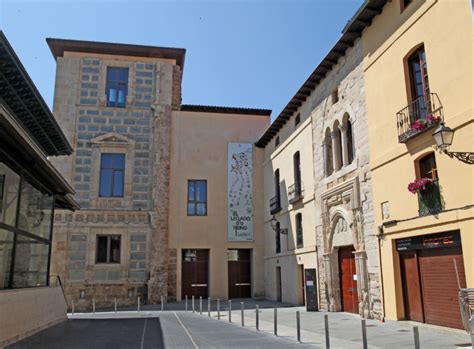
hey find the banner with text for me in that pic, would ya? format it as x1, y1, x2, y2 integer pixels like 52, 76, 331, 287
228, 143, 253, 241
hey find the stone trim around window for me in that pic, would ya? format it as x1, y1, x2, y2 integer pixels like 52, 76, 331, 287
90, 132, 135, 209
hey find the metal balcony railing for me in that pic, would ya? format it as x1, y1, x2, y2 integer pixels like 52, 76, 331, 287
417, 179, 442, 216
396, 93, 443, 143
288, 182, 304, 204
270, 195, 281, 214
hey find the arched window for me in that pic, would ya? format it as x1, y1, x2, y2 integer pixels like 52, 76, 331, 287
324, 128, 333, 176
347, 120, 354, 164
334, 121, 343, 170
295, 213, 303, 248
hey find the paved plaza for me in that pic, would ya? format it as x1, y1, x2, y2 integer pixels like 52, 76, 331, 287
8, 300, 472, 348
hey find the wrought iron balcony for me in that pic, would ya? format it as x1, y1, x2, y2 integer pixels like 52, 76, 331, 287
288, 182, 304, 204
270, 195, 281, 214
418, 179, 442, 216
396, 93, 443, 143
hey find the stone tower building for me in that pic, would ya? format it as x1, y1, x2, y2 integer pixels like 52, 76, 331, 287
48, 38, 185, 308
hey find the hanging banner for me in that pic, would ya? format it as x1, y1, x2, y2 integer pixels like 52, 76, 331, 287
228, 143, 253, 241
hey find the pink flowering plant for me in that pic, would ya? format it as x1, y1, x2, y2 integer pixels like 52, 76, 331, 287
411, 114, 441, 132
407, 177, 433, 194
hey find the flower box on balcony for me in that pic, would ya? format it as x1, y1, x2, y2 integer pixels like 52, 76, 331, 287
396, 93, 443, 143
407, 178, 442, 216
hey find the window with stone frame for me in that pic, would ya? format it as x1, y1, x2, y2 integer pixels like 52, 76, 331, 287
187, 180, 207, 216
96, 235, 121, 264
296, 213, 303, 248
106, 67, 128, 108
99, 153, 125, 197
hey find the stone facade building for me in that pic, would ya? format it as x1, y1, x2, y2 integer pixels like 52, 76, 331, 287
256, 37, 382, 318
311, 40, 381, 319
48, 38, 185, 309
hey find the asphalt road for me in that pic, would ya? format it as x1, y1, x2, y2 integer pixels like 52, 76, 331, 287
8, 312, 314, 349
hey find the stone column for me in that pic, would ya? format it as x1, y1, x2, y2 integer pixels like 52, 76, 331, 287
322, 142, 329, 176
354, 250, 370, 318
339, 124, 349, 167
331, 131, 340, 171
323, 253, 337, 312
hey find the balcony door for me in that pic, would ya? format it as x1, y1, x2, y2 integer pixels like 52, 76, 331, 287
408, 46, 430, 119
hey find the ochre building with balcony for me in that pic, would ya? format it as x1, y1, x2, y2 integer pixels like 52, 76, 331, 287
361, 0, 473, 329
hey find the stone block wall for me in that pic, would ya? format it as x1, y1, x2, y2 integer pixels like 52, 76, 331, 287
309, 40, 382, 319
50, 51, 182, 309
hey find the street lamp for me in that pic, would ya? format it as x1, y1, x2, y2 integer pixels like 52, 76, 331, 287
433, 122, 474, 164
270, 216, 288, 235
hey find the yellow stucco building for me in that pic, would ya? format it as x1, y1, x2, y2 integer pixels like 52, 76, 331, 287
361, 0, 473, 329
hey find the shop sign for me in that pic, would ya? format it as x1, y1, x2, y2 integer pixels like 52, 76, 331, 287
396, 231, 461, 252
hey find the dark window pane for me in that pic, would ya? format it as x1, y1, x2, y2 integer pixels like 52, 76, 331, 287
110, 236, 121, 263
196, 181, 206, 201
96, 236, 108, 263
114, 154, 125, 169
113, 171, 124, 196
101, 154, 114, 169
12, 235, 49, 288
196, 203, 206, 216
188, 181, 195, 201
0, 162, 20, 227
99, 169, 113, 197
187, 203, 195, 215
17, 180, 54, 240
183, 249, 196, 262
0, 229, 14, 289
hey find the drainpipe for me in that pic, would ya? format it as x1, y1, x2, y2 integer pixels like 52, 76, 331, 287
377, 225, 386, 322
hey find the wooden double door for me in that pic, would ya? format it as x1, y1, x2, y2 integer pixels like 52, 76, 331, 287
338, 246, 359, 314
400, 246, 466, 329
228, 249, 251, 298
181, 249, 209, 298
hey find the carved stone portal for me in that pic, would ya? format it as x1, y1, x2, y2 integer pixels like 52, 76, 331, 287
320, 177, 371, 318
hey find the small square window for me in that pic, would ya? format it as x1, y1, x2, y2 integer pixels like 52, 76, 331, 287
275, 136, 280, 147
96, 235, 121, 263
294, 113, 301, 127
106, 67, 128, 108
331, 88, 339, 104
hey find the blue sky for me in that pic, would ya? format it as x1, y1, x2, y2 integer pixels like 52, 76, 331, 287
0, 0, 362, 120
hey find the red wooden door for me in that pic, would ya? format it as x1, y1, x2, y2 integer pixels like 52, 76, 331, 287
400, 251, 424, 322
338, 246, 358, 314
419, 247, 466, 329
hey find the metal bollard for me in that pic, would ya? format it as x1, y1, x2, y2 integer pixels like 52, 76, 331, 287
274, 308, 278, 335
256, 305, 259, 331
192, 296, 195, 313
413, 327, 420, 349
228, 300, 232, 322
361, 319, 367, 349
114, 297, 117, 313
296, 311, 301, 342
324, 314, 330, 349
208, 297, 211, 317
185, 295, 188, 311
137, 296, 140, 312
217, 299, 221, 320
93, 297, 96, 314
199, 296, 202, 315
71, 300, 75, 315
241, 302, 244, 327
161, 296, 164, 312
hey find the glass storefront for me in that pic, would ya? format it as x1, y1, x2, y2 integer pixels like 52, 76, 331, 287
0, 161, 55, 289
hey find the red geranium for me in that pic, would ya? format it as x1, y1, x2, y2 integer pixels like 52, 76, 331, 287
407, 177, 433, 194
